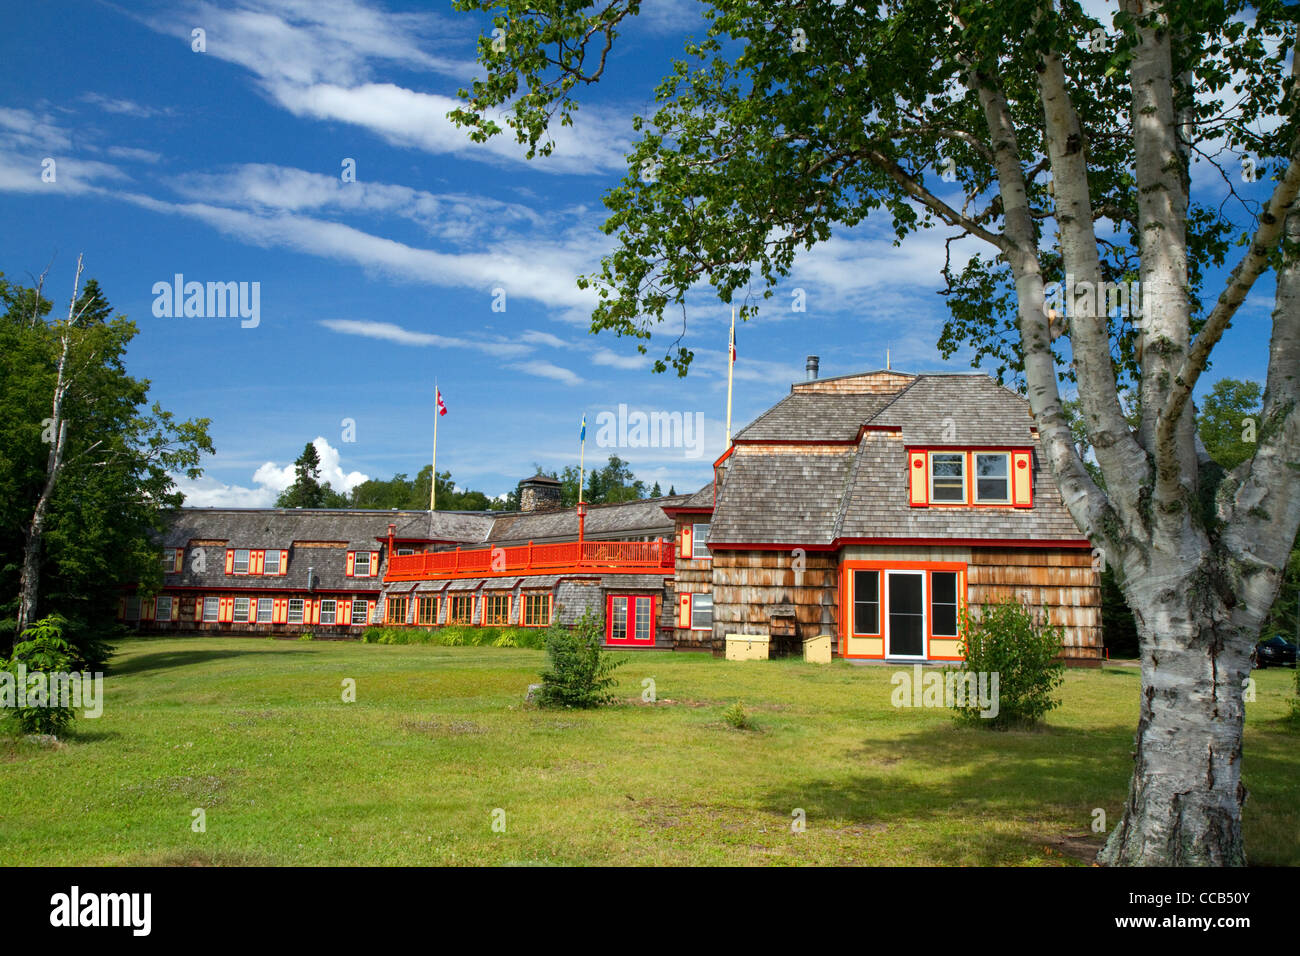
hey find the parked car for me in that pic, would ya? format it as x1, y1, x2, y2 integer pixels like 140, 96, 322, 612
1251, 635, 1297, 668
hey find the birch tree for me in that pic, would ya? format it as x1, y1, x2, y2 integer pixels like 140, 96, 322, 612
1, 261, 213, 658
451, 0, 1299, 864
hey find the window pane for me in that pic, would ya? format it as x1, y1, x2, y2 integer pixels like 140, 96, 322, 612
975, 454, 1009, 502
234, 597, 249, 621
931, 571, 959, 637
320, 600, 336, 625
352, 598, 368, 623
155, 596, 172, 621
353, 552, 369, 576
931, 453, 965, 502
611, 596, 628, 641
853, 570, 879, 635
691, 593, 712, 630
233, 549, 249, 573
203, 597, 219, 622
258, 599, 273, 623
692, 523, 711, 559
288, 599, 304, 624
263, 550, 281, 574
634, 597, 652, 641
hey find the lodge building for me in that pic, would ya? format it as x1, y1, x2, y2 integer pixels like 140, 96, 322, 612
123, 366, 1102, 662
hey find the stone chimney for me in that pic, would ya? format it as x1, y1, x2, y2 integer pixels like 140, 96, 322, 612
518, 474, 563, 513
806, 355, 820, 380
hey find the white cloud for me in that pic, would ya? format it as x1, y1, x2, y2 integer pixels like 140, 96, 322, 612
178, 436, 368, 507
139, 0, 630, 174
319, 318, 531, 358
169, 162, 545, 242
507, 360, 585, 386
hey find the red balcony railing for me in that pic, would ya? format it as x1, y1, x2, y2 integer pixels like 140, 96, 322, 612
384, 539, 674, 582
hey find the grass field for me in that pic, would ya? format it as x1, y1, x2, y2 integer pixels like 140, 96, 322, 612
2, 635, 1296, 866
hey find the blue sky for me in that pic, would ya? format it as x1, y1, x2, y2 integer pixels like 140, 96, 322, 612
0, 0, 1283, 506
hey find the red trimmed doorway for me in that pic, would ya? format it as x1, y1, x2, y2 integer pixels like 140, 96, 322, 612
606, 594, 656, 646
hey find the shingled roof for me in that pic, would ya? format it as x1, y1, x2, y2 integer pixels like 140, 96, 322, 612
711, 370, 1086, 545
486, 494, 684, 545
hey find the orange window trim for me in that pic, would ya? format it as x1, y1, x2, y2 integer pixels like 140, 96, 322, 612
839, 560, 968, 661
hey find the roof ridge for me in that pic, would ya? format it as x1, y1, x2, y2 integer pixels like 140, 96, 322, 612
861, 375, 923, 426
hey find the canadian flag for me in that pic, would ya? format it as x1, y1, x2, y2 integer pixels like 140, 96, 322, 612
436, 389, 448, 416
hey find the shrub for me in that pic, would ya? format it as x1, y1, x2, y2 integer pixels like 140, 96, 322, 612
952, 600, 1065, 728
722, 701, 754, 730
1, 615, 78, 736
297, 631, 314, 641
537, 611, 624, 708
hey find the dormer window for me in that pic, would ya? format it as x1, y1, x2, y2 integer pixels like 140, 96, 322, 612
930, 454, 966, 502
263, 549, 281, 574
909, 449, 1034, 508
232, 549, 250, 574
353, 550, 371, 576
974, 453, 1010, 503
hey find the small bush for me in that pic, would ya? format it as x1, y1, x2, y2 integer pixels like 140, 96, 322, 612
1, 616, 78, 736
722, 701, 754, 730
537, 611, 623, 708
952, 600, 1065, 728
297, 631, 314, 641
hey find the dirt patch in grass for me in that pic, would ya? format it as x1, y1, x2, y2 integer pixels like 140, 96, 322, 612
132, 847, 271, 867
120, 770, 246, 806
400, 718, 487, 736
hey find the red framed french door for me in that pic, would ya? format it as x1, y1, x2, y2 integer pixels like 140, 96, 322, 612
606, 594, 656, 646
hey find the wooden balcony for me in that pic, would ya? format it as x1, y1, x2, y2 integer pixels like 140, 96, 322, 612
384, 539, 674, 582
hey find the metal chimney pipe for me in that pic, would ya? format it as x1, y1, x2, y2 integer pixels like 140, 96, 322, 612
806, 355, 820, 380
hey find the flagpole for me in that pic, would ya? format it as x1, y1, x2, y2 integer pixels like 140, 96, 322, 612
725, 305, 736, 446
430, 380, 438, 513
579, 418, 586, 506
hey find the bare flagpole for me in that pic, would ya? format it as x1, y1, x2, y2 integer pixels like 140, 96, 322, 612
725, 306, 736, 446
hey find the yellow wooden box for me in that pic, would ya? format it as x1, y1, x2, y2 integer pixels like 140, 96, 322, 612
802, 634, 832, 664
725, 634, 770, 661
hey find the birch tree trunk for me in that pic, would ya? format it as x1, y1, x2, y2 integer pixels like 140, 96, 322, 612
16, 255, 82, 635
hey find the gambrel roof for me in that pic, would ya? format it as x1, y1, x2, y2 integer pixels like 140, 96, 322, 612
710, 370, 1087, 546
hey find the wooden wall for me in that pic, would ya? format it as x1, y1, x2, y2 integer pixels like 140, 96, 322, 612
710, 550, 839, 656
966, 548, 1102, 659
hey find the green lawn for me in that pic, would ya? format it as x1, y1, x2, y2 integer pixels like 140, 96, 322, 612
2, 636, 1296, 866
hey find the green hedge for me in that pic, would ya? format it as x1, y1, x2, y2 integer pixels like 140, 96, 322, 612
358, 624, 549, 649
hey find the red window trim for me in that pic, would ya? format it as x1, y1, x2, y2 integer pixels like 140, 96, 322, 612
605, 593, 657, 646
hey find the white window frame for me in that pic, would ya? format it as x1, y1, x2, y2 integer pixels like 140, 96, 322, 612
161, 548, 177, 571
234, 596, 250, 622
287, 598, 305, 624
263, 550, 281, 575
929, 452, 967, 503
690, 592, 712, 631
397, 548, 415, 556
233, 549, 250, 574
353, 551, 371, 577
319, 599, 337, 625
256, 598, 273, 623
155, 596, 173, 622
351, 598, 369, 625
973, 452, 1011, 504
691, 522, 712, 560
202, 597, 220, 622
